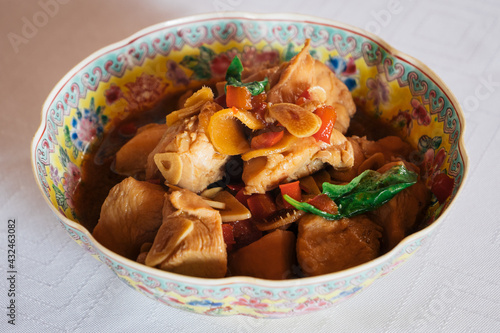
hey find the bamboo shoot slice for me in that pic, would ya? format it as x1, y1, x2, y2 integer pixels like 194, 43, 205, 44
213, 191, 251, 222
145, 217, 194, 267
154, 153, 183, 185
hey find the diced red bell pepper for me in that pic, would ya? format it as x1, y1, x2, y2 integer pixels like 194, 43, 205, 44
307, 194, 338, 215
222, 223, 236, 252
279, 181, 301, 209
247, 193, 277, 220
235, 188, 251, 208
312, 105, 337, 143
250, 130, 284, 149
227, 184, 244, 192
296, 88, 311, 105
214, 93, 227, 108
226, 86, 252, 110
431, 173, 454, 204
251, 92, 268, 121
232, 219, 262, 248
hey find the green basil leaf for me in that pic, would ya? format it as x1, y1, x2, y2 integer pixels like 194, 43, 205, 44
224, 56, 268, 96
225, 56, 243, 82
284, 165, 418, 220
322, 165, 417, 199
283, 195, 341, 220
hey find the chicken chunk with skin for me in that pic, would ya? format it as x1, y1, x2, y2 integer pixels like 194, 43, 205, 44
145, 101, 229, 193
297, 214, 382, 276
368, 162, 430, 252
242, 128, 354, 194
330, 135, 413, 182
266, 40, 356, 134
145, 189, 227, 278
92, 177, 165, 259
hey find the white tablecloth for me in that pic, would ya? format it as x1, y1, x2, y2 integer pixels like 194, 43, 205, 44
1, 0, 499, 331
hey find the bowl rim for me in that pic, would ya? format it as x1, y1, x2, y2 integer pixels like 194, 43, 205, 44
31, 11, 469, 288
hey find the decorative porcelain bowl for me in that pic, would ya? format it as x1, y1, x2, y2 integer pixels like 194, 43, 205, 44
31, 12, 468, 318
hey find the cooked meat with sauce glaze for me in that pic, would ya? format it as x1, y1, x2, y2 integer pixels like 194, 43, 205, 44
368, 164, 430, 252
114, 123, 168, 177
92, 177, 165, 259
242, 129, 354, 194
145, 101, 229, 193
145, 189, 227, 278
266, 40, 356, 134
297, 214, 382, 276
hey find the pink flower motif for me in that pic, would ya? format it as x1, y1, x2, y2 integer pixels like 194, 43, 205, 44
423, 147, 447, 185
390, 109, 413, 136
367, 74, 390, 106
166, 60, 190, 86
411, 99, 431, 125
105, 84, 123, 105
62, 162, 81, 209
77, 117, 98, 142
237, 46, 280, 78
50, 165, 60, 186
232, 297, 268, 309
210, 53, 232, 77
343, 58, 357, 75
293, 298, 330, 313
124, 73, 169, 112
240, 46, 279, 70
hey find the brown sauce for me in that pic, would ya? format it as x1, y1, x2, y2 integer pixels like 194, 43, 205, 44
73, 92, 184, 232
347, 109, 400, 140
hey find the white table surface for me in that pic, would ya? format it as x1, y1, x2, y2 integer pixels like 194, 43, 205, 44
1, 0, 500, 332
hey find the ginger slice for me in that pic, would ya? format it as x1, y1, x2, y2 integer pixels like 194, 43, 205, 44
207, 108, 265, 155
268, 103, 321, 138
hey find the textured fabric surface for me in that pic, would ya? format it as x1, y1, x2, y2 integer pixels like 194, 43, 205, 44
1, 0, 499, 331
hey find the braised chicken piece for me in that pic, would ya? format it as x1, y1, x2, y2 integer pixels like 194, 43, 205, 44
242, 129, 354, 194
368, 162, 430, 252
266, 40, 356, 134
92, 177, 165, 259
297, 214, 382, 276
114, 123, 168, 177
242, 65, 284, 91
145, 189, 227, 278
330, 135, 413, 182
145, 101, 229, 193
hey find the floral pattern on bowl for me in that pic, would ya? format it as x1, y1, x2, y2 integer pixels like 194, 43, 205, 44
32, 13, 468, 318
